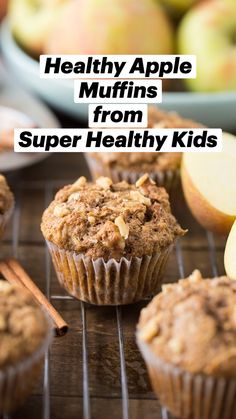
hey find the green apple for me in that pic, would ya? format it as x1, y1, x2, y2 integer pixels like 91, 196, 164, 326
9, 0, 68, 56
44, 0, 174, 55
178, 0, 236, 91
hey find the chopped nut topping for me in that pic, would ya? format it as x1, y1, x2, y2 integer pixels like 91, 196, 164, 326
189, 270, 202, 283
138, 271, 236, 376
129, 191, 151, 206
115, 216, 129, 239
88, 215, 96, 224
69, 176, 87, 192
75, 176, 87, 187
0, 282, 49, 369
68, 192, 80, 202
53, 204, 70, 217
139, 318, 159, 342
135, 173, 149, 187
96, 177, 113, 189
41, 176, 185, 260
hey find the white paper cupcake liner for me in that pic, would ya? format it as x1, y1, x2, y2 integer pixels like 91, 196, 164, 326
47, 240, 173, 305
0, 315, 53, 413
137, 338, 236, 419
85, 154, 180, 198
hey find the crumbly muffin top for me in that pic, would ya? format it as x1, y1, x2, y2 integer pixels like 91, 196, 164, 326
138, 270, 236, 377
90, 107, 203, 172
0, 281, 49, 369
41, 175, 185, 260
0, 175, 14, 215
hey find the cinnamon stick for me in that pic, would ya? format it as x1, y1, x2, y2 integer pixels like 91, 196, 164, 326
0, 259, 68, 336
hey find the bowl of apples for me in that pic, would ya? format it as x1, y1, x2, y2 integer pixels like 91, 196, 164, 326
1, 0, 236, 128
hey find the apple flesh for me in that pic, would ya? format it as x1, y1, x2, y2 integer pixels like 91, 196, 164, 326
44, 0, 174, 55
9, 0, 68, 56
178, 0, 236, 91
224, 220, 236, 279
181, 132, 236, 234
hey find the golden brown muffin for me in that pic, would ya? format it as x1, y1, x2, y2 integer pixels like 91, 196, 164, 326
41, 175, 185, 305
137, 270, 236, 418
41, 175, 185, 260
0, 281, 49, 368
85, 107, 203, 200
0, 281, 52, 413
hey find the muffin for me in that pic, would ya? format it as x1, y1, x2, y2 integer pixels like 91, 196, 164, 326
137, 270, 236, 419
0, 175, 14, 238
0, 281, 52, 413
85, 106, 203, 198
41, 175, 185, 305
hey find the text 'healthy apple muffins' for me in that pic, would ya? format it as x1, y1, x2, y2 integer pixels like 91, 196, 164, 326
41, 175, 185, 305
137, 270, 236, 419
0, 281, 52, 413
0, 175, 14, 238
85, 106, 203, 199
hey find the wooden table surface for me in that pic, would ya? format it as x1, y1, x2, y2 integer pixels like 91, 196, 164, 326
1, 117, 227, 419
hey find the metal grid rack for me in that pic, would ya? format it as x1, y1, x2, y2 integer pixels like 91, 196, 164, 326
1, 180, 220, 419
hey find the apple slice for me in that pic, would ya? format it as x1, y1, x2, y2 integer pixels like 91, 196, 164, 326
225, 220, 236, 279
181, 132, 236, 234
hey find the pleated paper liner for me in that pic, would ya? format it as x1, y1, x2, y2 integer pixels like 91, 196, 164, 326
46, 240, 173, 305
85, 154, 180, 202
137, 338, 236, 419
0, 315, 53, 413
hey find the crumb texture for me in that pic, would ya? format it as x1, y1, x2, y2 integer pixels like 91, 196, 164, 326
0, 175, 14, 214
138, 270, 236, 377
41, 176, 185, 260
90, 106, 203, 172
0, 281, 49, 369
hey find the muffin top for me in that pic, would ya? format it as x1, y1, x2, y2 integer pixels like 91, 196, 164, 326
0, 175, 14, 215
90, 107, 203, 172
41, 175, 185, 260
138, 270, 236, 377
0, 281, 49, 369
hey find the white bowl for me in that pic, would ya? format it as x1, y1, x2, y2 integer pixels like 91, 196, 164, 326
2, 20, 236, 129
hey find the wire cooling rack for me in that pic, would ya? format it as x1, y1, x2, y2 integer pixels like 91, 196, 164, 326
1, 180, 222, 419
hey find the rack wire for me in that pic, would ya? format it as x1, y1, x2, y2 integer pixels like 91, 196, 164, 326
1, 180, 221, 419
